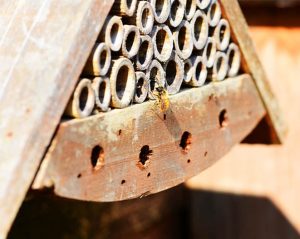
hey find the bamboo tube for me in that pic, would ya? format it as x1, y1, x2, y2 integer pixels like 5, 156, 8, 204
92, 77, 111, 112
111, 0, 138, 16
183, 58, 194, 83
122, 25, 141, 59
136, 35, 154, 70
99, 16, 124, 52
82, 43, 111, 76
164, 52, 184, 94
207, 0, 221, 27
196, 0, 211, 10
190, 10, 209, 50
203, 37, 217, 68
169, 0, 186, 28
150, 0, 171, 24
226, 43, 241, 77
134, 71, 149, 103
146, 59, 166, 99
214, 19, 231, 51
173, 20, 193, 60
212, 51, 229, 81
185, 0, 196, 21
188, 56, 207, 87
123, 1, 155, 35
65, 79, 95, 118
110, 57, 136, 108
152, 24, 174, 62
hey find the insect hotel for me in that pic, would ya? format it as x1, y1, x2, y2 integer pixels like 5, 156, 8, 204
0, 0, 286, 237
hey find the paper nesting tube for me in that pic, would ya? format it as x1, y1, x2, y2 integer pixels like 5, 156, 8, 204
100, 16, 124, 52
214, 19, 231, 51
112, 0, 138, 16
213, 51, 229, 81
185, 0, 196, 21
227, 43, 241, 77
207, 0, 222, 27
203, 37, 217, 68
110, 57, 136, 108
164, 52, 184, 94
169, 0, 186, 28
122, 25, 141, 59
188, 56, 208, 87
65, 79, 95, 118
82, 43, 111, 76
173, 20, 193, 60
146, 59, 166, 99
152, 24, 174, 62
134, 71, 149, 104
150, 0, 171, 23
191, 10, 209, 50
136, 35, 154, 71
92, 77, 111, 112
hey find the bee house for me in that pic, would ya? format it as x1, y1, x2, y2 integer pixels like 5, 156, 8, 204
0, 0, 286, 237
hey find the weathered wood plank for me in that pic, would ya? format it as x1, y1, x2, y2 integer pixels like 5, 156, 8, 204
33, 74, 266, 202
0, 0, 114, 237
220, 0, 287, 143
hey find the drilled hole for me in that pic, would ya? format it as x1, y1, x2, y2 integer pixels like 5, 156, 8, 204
180, 131, 192, 152
147, 172, 151, 177
91, 145, 105, 169
219, 109, 229, 128
139, 145, 153, 166
77, 173, 82, 178
204, 151, 208, 157
163, 114, 167, 120
187, 159, 191, 163
118, 129, 122, 135
121, 179, 126, 184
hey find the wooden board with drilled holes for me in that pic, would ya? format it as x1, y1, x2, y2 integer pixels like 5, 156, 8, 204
33, 74, 266, 201
0, 1, 114, 237
220, 0, 287, 143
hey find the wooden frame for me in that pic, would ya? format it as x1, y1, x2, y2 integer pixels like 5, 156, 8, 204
0, 0, 285, 238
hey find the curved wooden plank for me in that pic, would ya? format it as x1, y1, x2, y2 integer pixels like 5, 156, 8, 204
33, 74, 266, 202
0, 0, 114, 237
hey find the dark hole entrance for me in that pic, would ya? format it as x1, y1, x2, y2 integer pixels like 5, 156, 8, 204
186, 0, 192, 15
178, 26, 187, 51
210, 3, 217, 21
136, 77, 144, 97
156, 29, 167, 54
121, 179, 126, 185
91, 145, 105, 169
216, 56, 224, 73
155, 0, 164, 16
219, 109, 229, 128
111, 23, 119, 44
116, 65, 129, 99
184, 61, 191, 78
180, 131, 192, 152
126, 31, 136, 52
142, 8, 150, 28
206, 42, 213, 60
126, 0, 133, 8
195, 61, 203, 81
138, 40, 149, 65
194, 16, 204, 41
166, 60, 177, 86
187, 159, 191, 163
147, 172, 151, 177
228, 50, 235, 68
220, 24, 226, 42
149, 68, 159, 91
79, 87, 89, 111
171, 0, 180, 21
98, 81, 106, 104
139, 145, 153, 166
100, 50, 107, 69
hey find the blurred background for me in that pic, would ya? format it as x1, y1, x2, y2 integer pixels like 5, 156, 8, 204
8, 1, 300, 238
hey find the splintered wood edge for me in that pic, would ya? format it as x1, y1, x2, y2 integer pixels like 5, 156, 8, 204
32, 74, 266, 202
220, 0, 287, 143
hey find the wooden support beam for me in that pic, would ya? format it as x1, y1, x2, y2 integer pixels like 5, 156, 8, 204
220, 0, 287, 143
0, 0, 114, 237
33, 74, 265, 202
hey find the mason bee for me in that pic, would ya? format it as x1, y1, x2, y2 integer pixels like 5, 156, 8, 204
149, 77, 170, 113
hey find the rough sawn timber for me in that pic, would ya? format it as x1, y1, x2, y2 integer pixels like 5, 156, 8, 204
220, 0, 287, 143
33, 74, 266, 202
0, 0, 114, 238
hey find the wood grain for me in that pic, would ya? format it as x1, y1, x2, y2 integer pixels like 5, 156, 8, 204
220, 0, 287, 143
0, 0, 114, 237
33, 74, 265, 202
